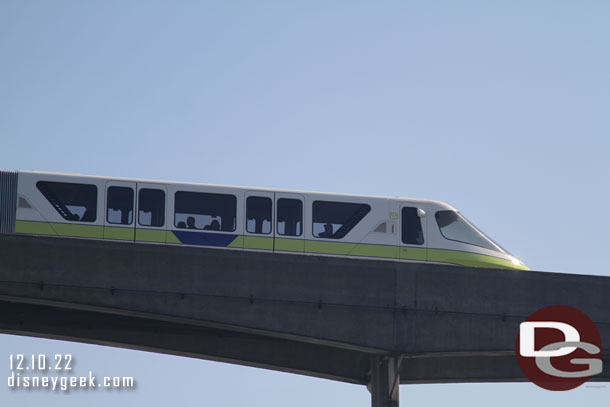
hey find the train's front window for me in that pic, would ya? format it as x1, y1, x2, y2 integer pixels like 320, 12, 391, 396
435, 211, 506, 253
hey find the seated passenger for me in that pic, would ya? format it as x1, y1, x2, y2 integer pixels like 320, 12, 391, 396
209, 219, 220, 231
318, 223, 333, 238
186, 216, 197, 229
177, 221, 186, 229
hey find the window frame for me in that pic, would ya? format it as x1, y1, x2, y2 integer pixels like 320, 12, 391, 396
434, 210, 505, 253
138, 188, 166, 228
276, 198, 303, 237
173, 190, 237, 232
401, 206, 425, 246
36, 180, 98, 223
312, 200, 371, 240
246, 196, 273, 235
106, 186, 134, 225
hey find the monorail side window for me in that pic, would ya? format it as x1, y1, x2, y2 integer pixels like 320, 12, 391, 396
107, 186, 134, 225
401, 207, 424, 245
313, 201, 371, 239
277, 198, 302, 236
36, 181, 97, 222
138, 189, 165, 227
174, 191, 236, 232
246, 196, 272, 234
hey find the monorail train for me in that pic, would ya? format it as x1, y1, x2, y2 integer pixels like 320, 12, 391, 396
0, 170, 528, 270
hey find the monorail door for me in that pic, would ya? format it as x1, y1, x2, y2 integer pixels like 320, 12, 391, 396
274, 193, 305, 253
103, 181, 136, 241
398, 204, 427, 262
135, 183, 168, 243
244, 191, 274, 251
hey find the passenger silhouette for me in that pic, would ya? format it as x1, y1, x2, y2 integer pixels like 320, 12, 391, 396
318, 223, 333, 238
177, 221, 186, 229
209, 219, 221, 231
186, 216, 197, 229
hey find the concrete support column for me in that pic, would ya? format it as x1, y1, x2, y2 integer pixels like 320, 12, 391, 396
369, 355, 403, 407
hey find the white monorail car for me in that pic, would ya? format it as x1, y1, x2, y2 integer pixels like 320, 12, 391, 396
0, 170, 528, 270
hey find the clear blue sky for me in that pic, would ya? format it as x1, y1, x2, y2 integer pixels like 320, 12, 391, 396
1, 1, 609, 405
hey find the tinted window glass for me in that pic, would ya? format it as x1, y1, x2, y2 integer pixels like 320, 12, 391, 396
313, 201, 371, 239
435, 211, 504, 252
374, 222, 387, 233
401, 207, 424, 245
139, 189, 165, 227
277, 198, 302, 236
246, 196, 272, 234
107, 186, 134, 225
36, 181, 97, 222
174, 191, 236, 232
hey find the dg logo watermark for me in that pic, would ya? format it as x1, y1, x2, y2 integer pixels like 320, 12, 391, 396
516, 305, 603, 391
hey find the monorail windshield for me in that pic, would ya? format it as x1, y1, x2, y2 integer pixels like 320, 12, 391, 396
435, 211, 508, 254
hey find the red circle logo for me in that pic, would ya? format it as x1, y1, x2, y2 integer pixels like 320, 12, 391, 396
515, 305, 602, 391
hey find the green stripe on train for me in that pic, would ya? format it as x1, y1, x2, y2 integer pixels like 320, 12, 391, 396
104, 226, 134, 241
15, 220, 57, 236
275, 238, 305, 252
399, 246, 427, 261
17, 221, 135, 241
303, 240, 399, 259
16, 220, 102, 238
228, 235, 244, 248
428, 248, 529, 270
305, 239, 354, 255
351, 243, 398, 259
134, 229, 181, 244
135, 229, 166, 243
15, 221, 206, 245
14, 220, 527, 270
242, 235, 273, 250
166, 231, 182, 244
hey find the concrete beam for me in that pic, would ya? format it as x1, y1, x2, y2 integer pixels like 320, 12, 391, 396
0, 234, 609, 384
0, 301, 371, 384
